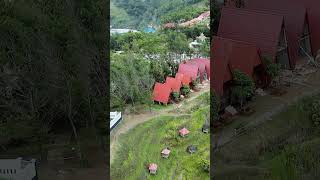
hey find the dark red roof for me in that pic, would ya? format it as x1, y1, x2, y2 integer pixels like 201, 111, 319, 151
211, 36, 261, 96
186, 61, 206, 83
225, 0, 307, 69
218, 7, 284, 61
189, 58, 210, 80
165, 77, 182, 92
152, 83, 171, 104
283, 0, 320, 56
226, 0, 320, 56
175, 72, 191, 86
178, 63, 199, 81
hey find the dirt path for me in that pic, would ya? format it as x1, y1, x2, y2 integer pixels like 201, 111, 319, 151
110, 82, 210, 163
214, 69, 320, 149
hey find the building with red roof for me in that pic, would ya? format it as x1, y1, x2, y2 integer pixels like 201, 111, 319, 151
148, 163, 158, 174
211, 36, 263, 97
187, 58, 210, 82
165, 77, 182, 93
179, 127, 190, 137
218, 7, 290, 68
223, 0, 312, 69
190, 58, 210, 80
178, 63, 200, 82
175, 73, 192, 86
152, 83, 171, 105
224, 0, 320, 58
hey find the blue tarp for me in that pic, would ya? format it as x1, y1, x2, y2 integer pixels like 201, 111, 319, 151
144, 27, 156, 33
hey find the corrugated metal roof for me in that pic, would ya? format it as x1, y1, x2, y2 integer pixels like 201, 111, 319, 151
152, 83, 171, 104
175, 73, 192, 86
225, 0, 320, 57
178, 63, 199, 81
165, 77, 182, 92
218, 7, 284, 60
211, 36, 261, 96
225, 0, 307, 68
189, 58, 211, 80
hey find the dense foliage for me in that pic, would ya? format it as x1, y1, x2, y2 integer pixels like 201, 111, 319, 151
0, 0, 107, 164
231, 70, 255, 107
160, 6, 208, 24
110, 53, 154, 109
110, 29, 210, 109
111, 0, 208, 29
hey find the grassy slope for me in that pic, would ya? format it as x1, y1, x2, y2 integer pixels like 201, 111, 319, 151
214, 96, 320, 180
111, 98, 210, 179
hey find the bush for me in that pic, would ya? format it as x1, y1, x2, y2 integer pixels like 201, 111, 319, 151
171, 92, 180, 101
181, 85, 191, 96
198, 157, 210, 172
231, 70, 255, 107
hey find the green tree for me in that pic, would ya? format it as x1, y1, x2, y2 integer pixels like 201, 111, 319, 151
263, 56, 281, 87
231, 70, 255, 108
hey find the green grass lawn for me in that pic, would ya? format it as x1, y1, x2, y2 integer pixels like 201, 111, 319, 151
111, 106, 210, 180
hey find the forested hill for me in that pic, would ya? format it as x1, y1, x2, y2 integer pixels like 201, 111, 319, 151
0, 0, 107, 163
111, 0, 209, 29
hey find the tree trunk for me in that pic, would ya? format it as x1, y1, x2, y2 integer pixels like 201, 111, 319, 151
67, 80, 85, 167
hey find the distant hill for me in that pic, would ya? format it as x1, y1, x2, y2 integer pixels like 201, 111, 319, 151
111, 0, 208, 29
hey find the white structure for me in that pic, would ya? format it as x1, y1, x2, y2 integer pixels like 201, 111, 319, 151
0, 158, 37, 180
110, 29, 139, 35
110, 111, 122, 130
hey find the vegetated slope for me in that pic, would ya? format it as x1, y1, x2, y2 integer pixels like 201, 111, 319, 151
111, 93, 210, 180
0, 0, 107, 166
214, 94, 320, 180
110, 0, 208, 29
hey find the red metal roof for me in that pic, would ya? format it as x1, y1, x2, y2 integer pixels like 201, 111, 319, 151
226, 0, 320, 56
179, 128, 190, 136
148, 163, 157, 171
175, 72, 192, 86
189, 58, 211, 80
178, 63, 199, 81
299, 0, 320, 55
161, 148, 171, 155
211, 36, 261, 96
186, 61, 206, 83
218, 7, 284, 61
165, 77, 182, 92
152, 83, 171, 104
224, 0, 307, 69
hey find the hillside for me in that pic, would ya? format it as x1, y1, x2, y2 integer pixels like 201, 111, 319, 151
110, 0, 209, 29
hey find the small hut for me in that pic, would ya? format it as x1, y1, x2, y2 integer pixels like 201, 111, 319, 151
179, 127, 190, 137
148, 163, 158, 175
187, 145, 197, 154
161, 148, 171, 158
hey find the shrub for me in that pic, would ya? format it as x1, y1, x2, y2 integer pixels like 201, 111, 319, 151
198, 157, 210, 172
181, 85, 191, 96
172, 91, 180, 101
231, 70, 255, 108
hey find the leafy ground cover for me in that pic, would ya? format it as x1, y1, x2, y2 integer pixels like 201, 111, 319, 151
111, 105, 210, 180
